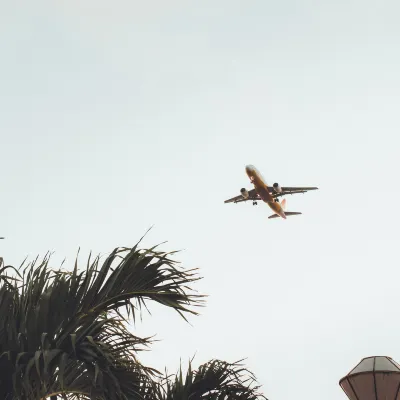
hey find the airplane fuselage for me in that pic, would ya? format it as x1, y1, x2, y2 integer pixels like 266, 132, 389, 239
245, 165, 286, 219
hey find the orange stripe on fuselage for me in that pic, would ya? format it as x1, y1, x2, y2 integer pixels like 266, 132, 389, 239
245, 165, 286, 218
245, 165, 272, 202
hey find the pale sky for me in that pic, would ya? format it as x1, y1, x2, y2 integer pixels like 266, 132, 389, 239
1, 1, 400, 400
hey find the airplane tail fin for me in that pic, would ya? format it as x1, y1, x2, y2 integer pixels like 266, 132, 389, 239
268, 211, 302, 219
281, 198, 286, 210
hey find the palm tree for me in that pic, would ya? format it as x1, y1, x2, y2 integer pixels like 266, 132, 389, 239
0, 238, 266, 400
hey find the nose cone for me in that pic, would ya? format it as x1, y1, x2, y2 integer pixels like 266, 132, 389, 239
245, 165, 255, 173
245, 165, 257, 179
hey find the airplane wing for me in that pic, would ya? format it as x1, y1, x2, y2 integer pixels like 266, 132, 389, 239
279, 186, 319, 192
224, 186, 318, 203
224, 188, 260, 203
271, 186, 318, 198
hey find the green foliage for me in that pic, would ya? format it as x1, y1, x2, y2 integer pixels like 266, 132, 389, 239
0, 240, 266, 400
155, 359, 266, 400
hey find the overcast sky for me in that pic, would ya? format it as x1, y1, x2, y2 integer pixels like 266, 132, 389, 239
2, 1, 400, 399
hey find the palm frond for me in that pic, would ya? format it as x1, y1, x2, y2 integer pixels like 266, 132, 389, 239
156, 359, 266, 400
0, 240, 204, 399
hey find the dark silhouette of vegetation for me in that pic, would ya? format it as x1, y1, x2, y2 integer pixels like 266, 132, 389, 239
0, 238, 266, 399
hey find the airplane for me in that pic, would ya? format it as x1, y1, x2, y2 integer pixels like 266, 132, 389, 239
224, 164, 318, 219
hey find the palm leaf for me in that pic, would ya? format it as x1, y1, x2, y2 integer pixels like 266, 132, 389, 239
156, 359, 266, 400
0, 239, 204, 399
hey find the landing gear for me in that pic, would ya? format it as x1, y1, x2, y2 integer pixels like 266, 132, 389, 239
274, 198, 280, 202
252, 201, 258, 206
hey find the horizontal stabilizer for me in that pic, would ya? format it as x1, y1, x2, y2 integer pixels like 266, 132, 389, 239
268, 211, 302, 219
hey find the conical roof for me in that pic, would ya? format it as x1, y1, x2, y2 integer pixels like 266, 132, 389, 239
347, 356, 400, 376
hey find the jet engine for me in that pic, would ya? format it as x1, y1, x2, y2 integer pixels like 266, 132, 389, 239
273, 183, 282, 193
240, 188, 249, 199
